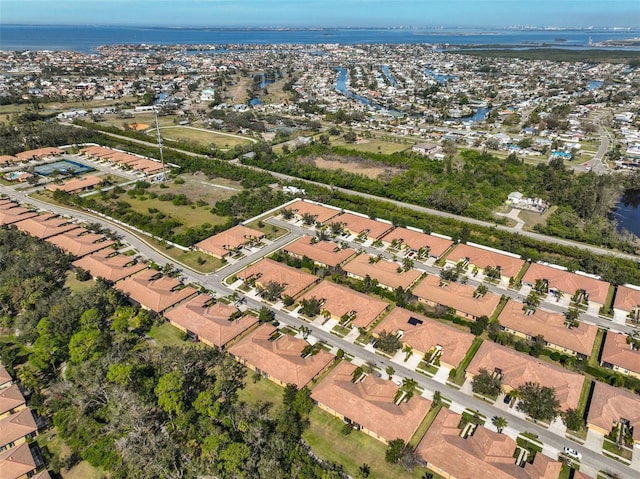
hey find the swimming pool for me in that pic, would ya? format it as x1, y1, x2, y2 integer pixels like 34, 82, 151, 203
33, 158, 94, 177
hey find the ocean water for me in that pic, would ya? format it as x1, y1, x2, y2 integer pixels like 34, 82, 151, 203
1, 25, 640, 53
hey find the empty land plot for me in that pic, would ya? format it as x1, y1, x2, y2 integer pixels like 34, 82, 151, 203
331, 137, 413, 154
308, 156, 404, 180
169, 173, 242, 206
160, 126, 254, 148
259, 78, 292, 104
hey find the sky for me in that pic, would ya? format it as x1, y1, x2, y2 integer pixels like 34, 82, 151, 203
1, 0, 639, 28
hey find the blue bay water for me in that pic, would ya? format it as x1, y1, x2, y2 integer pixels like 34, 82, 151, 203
1, 25, 640, 52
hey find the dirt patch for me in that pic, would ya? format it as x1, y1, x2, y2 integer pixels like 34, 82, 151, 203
304, 156, 403, 180
127, 123, 151, 131
169, 172, 242, 206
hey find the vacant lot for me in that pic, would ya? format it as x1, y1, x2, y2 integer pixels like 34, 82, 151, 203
303, 156, 403, 180
159, 126, 254, 148
166, 173, 242, 206
331, 137, 412, 155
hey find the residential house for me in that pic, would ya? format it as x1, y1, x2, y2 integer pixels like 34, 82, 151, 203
613, 285, 640, 323
416, 407, 562, 479
194, 225, 266, 259
0, 204, 37, 226
311, 361, 432, 444
282, 236, 356, 269
380, 227, 453, 259
373, 307, 475, 370
0, 442, 37, 479
116, 269, 198, 313
14, 214, 79, 240
342, 253, 423, 291
284, 199, 341, 224
46, 175, 103, 194
0, 366, 12, 390
46, 228, 114, 258
497, 301, 597, 358
72, 249, 148, 283
445, 243, 525, 281
0, 386, 26, 419
238, 258, 319, 300
332, 212, 394, 240
299, 280, 389, 329
0, 155, 19, 166
600, 332, 640, 379
164, 294, 257, 349
587, 381, 640, 445
14, 147, 62, 161
412, 274, 501, 321
0, 408, 38, 453
466, 341, 585, 411
522, 263, 610, 308
228, 324, 334, 389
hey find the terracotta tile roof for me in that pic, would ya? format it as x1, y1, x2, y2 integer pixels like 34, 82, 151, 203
0, 385, 25, 416
311, 361, 431, 443
46, 228, 114, 258
80, 145, 115, 157
0, 205, 38, 226
31, 471, 52, 479
523, 263, 610, 305
0, 408, 37, 449
446, 243, 525, 279
498, 301, 598, 357
15, 147, 62, 160
413, 274, 501, 319
0, 442, 36, 479
283, 236, 356, 268
164, 294, 257, 348
286, 199, 341, 224
416, 408, 561, 479
374, 307, 475, 368
239, 258, 319, 299
587, 381, 640, 441
300, 280, 389, 329
380, 227, 453, 258
333, 212, 394, 239
342, 253, 422, 290
72, 250, 148, 282
0, 155, 19, 165
14, 214, 79, 239
467, 341, 585, 410
601, 332, 640, 376
116, 269, 198, 313
228, 324, 334, 388
195, 225, 265, 258
0, 366, 11, 389
613, 285, 640, 313
47, 175, 103, 193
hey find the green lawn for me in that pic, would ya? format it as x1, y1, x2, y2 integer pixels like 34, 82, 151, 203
408, 405, 441, 449
589, 329, 606, 367
244, 217, 289, 240
147, 322, 190, 348
237, 373, 285, 408
37, 431, 106, 479
330, 137, 413, 155
147, 238, 225, 273
303, 408, 431, 479
451, 337, 483, 386
64, 270, 98, 294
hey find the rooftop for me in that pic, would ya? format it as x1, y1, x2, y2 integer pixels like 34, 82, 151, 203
164, 294, 257, 348
587, 381, 640, 441
311, 361, 432, 443
0, 408, 37, 449
334, 212, 393, 239
467, 341, 585, 411
342, 253, 422, 290
72, 249, 148, 282
46, 228, 114, 258
0, 442, 36, 479
416, 407, 561, 479
300, 280, 389, 329
46, 175, 103, 193
116, 269, 198, 313
286, 199, 341, 224
601, 332, 640, 376
0, 385, 25, 417
283, 236, 356, 268
446, 243, 525, 279
14, 213, 79, 239
380, 227, 453, 258
613, 285, 640, 313
15, 147, 62, 160
239, 258, 319, 299
412, 274, 501, 319
194, 224, 265, 258
228, 324, 334, 388
373, 307, 475, 368
0, 204, 37, 226
497, 301, 598, 357
523, 263, 610, 305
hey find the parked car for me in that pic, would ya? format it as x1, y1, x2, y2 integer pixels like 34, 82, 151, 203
563, 447, 582, 460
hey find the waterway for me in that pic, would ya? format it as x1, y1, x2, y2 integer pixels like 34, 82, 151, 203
380, 65, 397, 87
613, 189, 640, 237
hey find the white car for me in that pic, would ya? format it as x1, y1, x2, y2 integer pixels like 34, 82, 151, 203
563, 447, 582, 460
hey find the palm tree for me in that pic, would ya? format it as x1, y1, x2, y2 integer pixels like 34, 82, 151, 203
492, 415, 508, 434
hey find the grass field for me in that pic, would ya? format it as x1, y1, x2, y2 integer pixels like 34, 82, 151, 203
147, 238, 225, 273
244, 217, 289, 240
520, 205, 556, 231
38, 431, 106, 479
147, 322, 193, 348
159, 126, 255, 148
64, 270, 99, 294
303, 408, 434, 479
237, 373, 285, 407
331, 137, 413, 155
